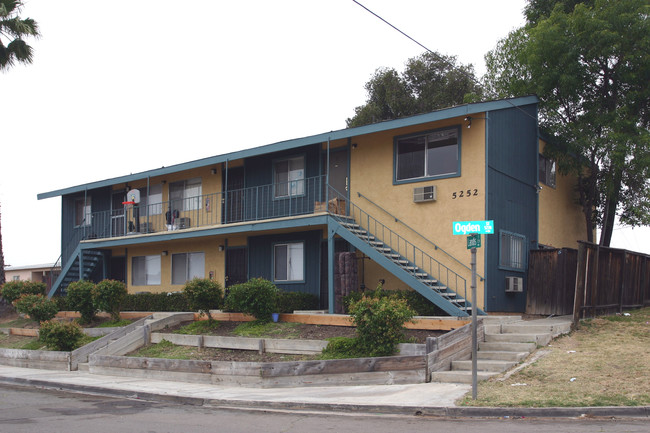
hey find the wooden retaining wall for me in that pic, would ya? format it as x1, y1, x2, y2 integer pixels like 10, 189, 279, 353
425, 321, 484, 374
88, 353, 427, 388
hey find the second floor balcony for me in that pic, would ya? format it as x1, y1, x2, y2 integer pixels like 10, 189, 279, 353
69, 175, 339, 249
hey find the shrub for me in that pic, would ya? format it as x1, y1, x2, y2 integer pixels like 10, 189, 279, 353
320, 337, 366, 359
1, 280, 47, 304
93, 280, 128, 321
121, 292, 190, 312
349, 296, 416, 357
39, 320, 84, 351
66, 280, 97, 324
343, 288, 445, 316
13, 294, 59, 323
224, 278, 279, 322
183, 278, 224, 320
277, 291, 319, 313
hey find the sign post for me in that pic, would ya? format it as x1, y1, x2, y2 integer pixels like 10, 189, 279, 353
453, 220, 493, 400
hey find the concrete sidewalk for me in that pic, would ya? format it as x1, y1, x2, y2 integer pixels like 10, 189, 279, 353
1, 364, 648, 418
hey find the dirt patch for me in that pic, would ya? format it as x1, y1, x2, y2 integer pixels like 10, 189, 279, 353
139, 320, 442, 363
163, 320, 440, 343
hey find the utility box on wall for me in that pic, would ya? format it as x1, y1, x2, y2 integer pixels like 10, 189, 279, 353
505, 276, 523, 293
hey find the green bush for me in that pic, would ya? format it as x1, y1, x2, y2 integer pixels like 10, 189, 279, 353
321, 336, 366, 359
120, 292, 190, 312
93, 280, 128, 321
349, 296, 416, 357
343, 288, 445, 316
66, 280, 97, 324
277, 291, 319, 313
1, 280, 47, 304
224, 278, 279, 322
183, 278, 224, 320
39, 320, 84, 351
13, 294, 59, 323
52, 295, 71, 312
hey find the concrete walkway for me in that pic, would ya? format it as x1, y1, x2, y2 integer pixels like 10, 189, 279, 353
1, 364, 648, 418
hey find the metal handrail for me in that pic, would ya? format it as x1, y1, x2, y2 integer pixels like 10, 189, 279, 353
356, 191, 485, 281
327, 187, 468, 309
60, 175, 327, 255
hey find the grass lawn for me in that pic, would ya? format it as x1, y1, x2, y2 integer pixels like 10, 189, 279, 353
458, 307, 650, 407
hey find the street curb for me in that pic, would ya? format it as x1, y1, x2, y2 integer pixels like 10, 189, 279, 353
1, 376, 648, 418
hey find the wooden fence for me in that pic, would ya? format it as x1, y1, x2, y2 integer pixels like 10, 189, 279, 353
527, 243, 650, 320
574, 242, 650, 322
526, 248, 577, 315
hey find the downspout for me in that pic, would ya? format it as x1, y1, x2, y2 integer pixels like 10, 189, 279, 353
483, 112, 489, 312
224, 159, 229, 224
146, 176, 150, 231
326, 137, 330, 203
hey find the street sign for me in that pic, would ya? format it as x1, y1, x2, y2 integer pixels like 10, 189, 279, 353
453, 220, 494, 235
467, 233, 481, 249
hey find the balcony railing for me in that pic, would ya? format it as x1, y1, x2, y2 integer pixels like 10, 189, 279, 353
71, 175, 328, 246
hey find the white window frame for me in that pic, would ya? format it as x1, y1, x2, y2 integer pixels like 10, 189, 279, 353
539, 154, 557, 188
141, 184, 163, 215
74, 197, 91, 227
132, 255, 161, 286
169, 178, 202, 211
171, 252, 205, 285
499, 231, 527, 271
274, 156, 305, 198
273, 241, 304, 282
395, 127, 460, 182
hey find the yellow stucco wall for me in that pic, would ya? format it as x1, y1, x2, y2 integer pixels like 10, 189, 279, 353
348, 115, 488, 308
124, 236, 226, 294
537, 140, 587, 249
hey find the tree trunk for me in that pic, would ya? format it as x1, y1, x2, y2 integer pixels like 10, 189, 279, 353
599, 170, 623, 247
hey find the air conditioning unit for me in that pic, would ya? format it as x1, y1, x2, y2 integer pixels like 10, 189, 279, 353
177, 217, 191, 229
413, 185, 437, 203
505, 276, 523, 293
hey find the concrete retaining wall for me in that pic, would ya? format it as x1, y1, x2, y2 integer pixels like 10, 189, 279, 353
0, 348, 71, 371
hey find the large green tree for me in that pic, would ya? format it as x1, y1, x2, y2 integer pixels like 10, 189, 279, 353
484, 0, 650, 246
0, 203, 5, 286
347, 51, 482, 127
0, 0, 40, 71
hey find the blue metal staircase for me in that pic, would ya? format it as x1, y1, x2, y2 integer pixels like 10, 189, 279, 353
327, 198, 485, 317
47, 248, 104, 297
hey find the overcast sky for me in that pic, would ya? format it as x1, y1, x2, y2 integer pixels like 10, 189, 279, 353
2, 0, 648, 267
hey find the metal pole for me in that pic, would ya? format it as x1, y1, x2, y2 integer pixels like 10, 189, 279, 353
471, 244, 478, 400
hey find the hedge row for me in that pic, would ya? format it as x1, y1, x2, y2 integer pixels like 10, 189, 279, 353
56, 289, 318, 314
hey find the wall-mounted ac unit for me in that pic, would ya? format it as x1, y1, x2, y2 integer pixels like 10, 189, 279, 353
413, 185, 437, 203
505, 276, 523, 293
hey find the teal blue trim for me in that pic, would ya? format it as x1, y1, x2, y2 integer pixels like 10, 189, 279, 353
392, 125, 462, 185
484, 111, 490, 312
79, 215, 330, 250
38, 96, 539, 200
534, 104, 540, 250
327, 224, 335, 314
271, 240, 306, 284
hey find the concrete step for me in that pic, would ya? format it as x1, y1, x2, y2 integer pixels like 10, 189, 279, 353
431, 370, 498, 384
502, 322, 572, 337
485, 332, 552, 346
481, 315, 522, 324
77, 363, 90, 372
477, 350, 530, 362
479, 341, 537, 353
452, 359, 516, 372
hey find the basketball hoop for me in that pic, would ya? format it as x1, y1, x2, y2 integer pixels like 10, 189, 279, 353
122, 201, 135, 210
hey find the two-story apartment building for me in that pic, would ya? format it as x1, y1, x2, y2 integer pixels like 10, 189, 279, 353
38, 96, 587, 315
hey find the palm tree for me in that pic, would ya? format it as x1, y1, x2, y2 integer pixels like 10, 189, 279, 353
0, 0, 40, 71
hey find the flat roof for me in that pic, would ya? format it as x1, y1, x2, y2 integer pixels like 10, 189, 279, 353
38, 95, 538, 199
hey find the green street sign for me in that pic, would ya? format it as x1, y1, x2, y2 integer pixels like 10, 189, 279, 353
467, 233, 481, 249
453, 220, 494, 235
